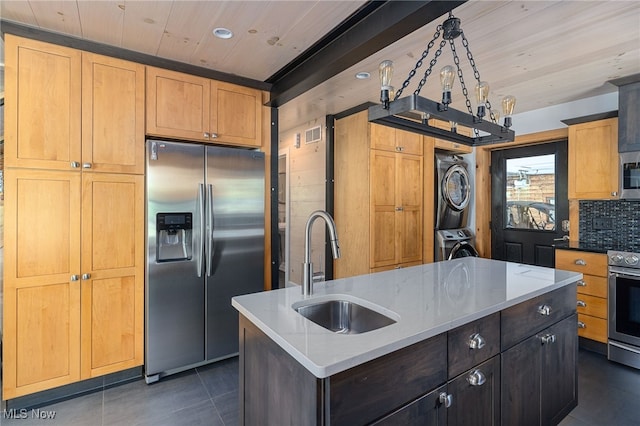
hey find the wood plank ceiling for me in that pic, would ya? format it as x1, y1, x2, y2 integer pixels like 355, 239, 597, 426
1, 0, 639, 132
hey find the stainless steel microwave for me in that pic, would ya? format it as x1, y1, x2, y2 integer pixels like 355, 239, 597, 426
620, 151, 640, 199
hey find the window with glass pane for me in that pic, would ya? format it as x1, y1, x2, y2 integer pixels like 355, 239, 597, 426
505, 154, 556, 231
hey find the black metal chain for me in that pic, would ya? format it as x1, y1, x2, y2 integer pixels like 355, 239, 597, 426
394, 25, 443, 100
395, 14, 501, 128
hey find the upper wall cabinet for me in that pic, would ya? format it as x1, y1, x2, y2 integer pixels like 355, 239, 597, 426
146, 67, 263, 148
568, 118, 619, 199
370, 124, 423, 155
5, 35, 145, 174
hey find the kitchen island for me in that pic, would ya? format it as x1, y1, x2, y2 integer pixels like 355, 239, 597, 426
232, 257, 582, 425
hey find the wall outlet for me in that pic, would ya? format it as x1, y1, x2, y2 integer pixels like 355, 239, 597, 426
592, 217, 613, 230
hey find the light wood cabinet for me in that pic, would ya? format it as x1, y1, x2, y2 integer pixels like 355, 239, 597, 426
370, 124, 423, 155
335, 111, 425, 278
82, 52, 145, 174
3, 35, 145, 399
428, 119, 473, 154
555, 249, 608, 343
5, 35, 144, 174
568, 118, 618, 199
3, 170, 144, 398
370, 150, 423, 268
146, 67, 263, 147
4, 35, 82, 170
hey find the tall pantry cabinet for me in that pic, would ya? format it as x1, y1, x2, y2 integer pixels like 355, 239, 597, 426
335, 110, 425, 278
3, 35, 145, 399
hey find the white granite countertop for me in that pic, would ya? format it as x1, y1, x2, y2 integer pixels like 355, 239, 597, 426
232, 257, 582, 378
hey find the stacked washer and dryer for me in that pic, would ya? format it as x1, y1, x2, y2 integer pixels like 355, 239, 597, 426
435, 154, 480, 261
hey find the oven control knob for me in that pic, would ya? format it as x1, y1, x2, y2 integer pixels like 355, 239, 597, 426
624, 255, 639, 266
611, 253, 624, 264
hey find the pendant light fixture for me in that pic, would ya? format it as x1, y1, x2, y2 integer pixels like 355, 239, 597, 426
369, 12, 516, 146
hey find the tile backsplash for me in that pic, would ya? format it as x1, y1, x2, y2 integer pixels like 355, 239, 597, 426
579, 200, 640, 251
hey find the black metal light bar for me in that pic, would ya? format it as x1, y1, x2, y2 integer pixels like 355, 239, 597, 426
368, 94, 515, 146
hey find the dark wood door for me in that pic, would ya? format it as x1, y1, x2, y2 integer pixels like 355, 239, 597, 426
447, 355, 501, 426
501, 334, 541, 426
491, 141, 568, 267
541, 314, 578, 425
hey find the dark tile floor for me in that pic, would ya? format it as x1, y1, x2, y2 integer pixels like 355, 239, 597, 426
2, 349, 639, 425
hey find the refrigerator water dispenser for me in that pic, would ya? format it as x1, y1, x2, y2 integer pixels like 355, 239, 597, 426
156, 213, 193, 261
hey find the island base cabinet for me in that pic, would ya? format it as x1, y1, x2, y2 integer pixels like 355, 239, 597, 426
372, 385, 447, 425
501, 314, 578, 426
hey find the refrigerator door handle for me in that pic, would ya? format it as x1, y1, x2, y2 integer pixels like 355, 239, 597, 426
196, 183, 205, 277
206, 184, 214, 277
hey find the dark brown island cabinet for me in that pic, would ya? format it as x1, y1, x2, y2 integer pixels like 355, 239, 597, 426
238, 284, 577, 426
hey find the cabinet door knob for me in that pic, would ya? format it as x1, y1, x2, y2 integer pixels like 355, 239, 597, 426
395, 206, 404, 212
71, 275, 79, 281
82, 273, 91, 280
211, 133, 218, 139
71, 162, 80, 168
438, 392, 453, 408
204, 132, 210, 139
537, 304, 552, 316
577, 300, 587, 308
577, 280, 586, 287
612, 191, 618, 197
574, 259, 586, 266
467, 369, 486, 386
541, 333, 556, 344
577, 321, 586, 329
82, 162, 92, 169
468, 333, 486, 350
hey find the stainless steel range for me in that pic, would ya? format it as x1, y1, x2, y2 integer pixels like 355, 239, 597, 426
608, 249, 640, 369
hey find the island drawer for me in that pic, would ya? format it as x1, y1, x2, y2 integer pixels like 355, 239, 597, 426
555, 249, 607, 277
576, 294, 607, 318
576, 274, 608, 298
501, 284, 577, 350
329, 333, 447, 426
578, 313, 607, 343
448, 312, 500, 379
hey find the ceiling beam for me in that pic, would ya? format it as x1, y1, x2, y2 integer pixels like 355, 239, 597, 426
267, 0, 466, 107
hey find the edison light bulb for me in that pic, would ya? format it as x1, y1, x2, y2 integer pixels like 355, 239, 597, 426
502, 95, 516, 128
440, 65, 455, 107
475, 81, 490, 119
379, 60, 394, 108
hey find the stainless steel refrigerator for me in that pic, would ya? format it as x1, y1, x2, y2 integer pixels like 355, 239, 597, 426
145, 139, 265, 382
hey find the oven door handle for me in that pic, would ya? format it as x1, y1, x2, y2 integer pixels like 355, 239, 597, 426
609, 267, 640, 279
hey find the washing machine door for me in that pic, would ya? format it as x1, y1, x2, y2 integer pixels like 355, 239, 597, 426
442, 164, 471, 211
448, 241, 479, 260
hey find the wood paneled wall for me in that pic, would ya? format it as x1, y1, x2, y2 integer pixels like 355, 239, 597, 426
279, 118, 327, 285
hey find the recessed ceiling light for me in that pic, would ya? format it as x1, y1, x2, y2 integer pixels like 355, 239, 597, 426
213, 27, 233, 39
355, 71, 370, 80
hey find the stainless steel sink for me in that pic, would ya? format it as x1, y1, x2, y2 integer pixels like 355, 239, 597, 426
294, 298, 396, 334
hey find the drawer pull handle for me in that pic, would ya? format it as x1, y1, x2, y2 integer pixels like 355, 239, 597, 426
468, 333, 486, 350
467, 369, 486, 386
577, 280, 586, 287
438, 392, 453, 408
577, 300, 587, 308
578, 321, 586, 329
575, 259, 586, 266
541, 333, 556, 344
537, 304, 552, 316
